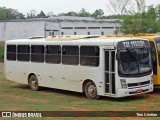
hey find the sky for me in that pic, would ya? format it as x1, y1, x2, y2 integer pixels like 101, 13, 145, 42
0, 0, 160, 15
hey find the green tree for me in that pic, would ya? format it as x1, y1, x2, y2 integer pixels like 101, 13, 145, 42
47, 12, 56, 17
92, 9, 104, 18
59, 11, 78, 16
78, 8, 91, 17
0, 7, 25, 20
155, 4, 160, 24
27, 10, 37, 18
110, 0, 160, 34
37, 11, 47, 18
58, 8, 91, 17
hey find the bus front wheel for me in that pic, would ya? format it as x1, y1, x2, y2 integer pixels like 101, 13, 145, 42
29, 75, 39, 91
84, 81, 100, 99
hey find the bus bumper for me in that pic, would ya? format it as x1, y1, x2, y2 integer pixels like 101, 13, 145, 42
116, 84, 153, 98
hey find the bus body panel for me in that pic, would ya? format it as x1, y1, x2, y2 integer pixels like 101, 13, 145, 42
4, 37, 153, 98
5, 61, 104, 93
5, 61, 28, 84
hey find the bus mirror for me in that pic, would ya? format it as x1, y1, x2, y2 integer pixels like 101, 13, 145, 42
116, 52, 120, 60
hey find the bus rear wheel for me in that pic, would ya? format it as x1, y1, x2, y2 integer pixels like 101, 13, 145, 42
29, 75, 39, 91
84, 81, 100, 99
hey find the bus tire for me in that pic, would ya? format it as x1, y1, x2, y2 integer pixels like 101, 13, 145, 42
84, 81, 100, 99
29, 75, 39, 91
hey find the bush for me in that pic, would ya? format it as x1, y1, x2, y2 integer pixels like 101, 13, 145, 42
0, 41, 4, 61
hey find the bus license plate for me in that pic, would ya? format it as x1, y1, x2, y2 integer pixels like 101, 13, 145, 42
136, 89, 142, 93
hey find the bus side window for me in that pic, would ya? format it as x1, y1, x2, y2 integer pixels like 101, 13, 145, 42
45, 45, 61, 64
80, 46, 99, 67
62, 46, 79, 65
62, 47, 66, 54
31, 45, 44, 62
17, 45, 30, 61
7, 45, 16, 61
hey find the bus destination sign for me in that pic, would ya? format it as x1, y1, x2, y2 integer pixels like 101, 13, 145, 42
117, 40, 149, 49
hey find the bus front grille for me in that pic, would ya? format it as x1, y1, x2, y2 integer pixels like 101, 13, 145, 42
128, 80, 150, 88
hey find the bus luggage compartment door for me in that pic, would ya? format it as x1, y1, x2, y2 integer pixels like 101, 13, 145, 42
105, 50, 115, 95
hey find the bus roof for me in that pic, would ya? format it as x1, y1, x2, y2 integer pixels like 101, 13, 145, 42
6, 37, 148, 47
105, 33, 160, 42
131, 35, 160, 42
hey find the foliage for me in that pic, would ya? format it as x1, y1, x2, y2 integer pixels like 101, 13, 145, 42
27, 10, 37, 18
47, 12, 56, 17
37, 11, 47, 18
0, 42, 4, 61
27, 10, 49, 18
58, 8, 105, 19
0, 7, 25, 20
106, 0, 135, 15
91, 9, 104, 18
78, 8, 91, 17
112, 0, 160, 34
155, 4, 160, 24
58, 11, 78, 16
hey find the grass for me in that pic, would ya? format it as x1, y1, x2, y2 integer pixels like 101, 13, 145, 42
0, 41, 4, 61
1, 72, 160, 119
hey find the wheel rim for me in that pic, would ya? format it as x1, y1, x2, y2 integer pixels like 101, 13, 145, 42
31, 79, 37, 88
88, 83, 97, 97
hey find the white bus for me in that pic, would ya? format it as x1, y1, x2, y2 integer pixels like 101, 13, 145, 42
4, 36, 153, 99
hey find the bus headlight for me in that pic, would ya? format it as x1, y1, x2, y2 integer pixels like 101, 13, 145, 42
120, 79, 127, 88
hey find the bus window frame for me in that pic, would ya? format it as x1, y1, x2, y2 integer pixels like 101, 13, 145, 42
17, 45, 30, 62
80, 46, 100, 67
45, 45, 61, 64
149, 41, 157, 75
31, 45, 45, 63
6, 45, 17, 61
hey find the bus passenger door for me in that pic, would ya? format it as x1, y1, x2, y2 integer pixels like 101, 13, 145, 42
105, 50, 116, 95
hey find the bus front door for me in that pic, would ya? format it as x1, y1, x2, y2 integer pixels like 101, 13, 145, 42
105, 50, 116, 95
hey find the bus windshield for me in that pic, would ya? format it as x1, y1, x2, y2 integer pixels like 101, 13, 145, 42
118, 48, 152, 77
